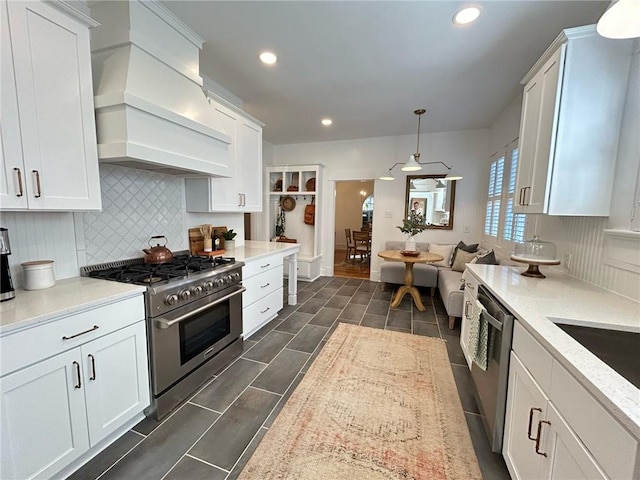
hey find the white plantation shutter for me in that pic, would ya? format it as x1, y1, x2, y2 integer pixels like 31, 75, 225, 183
484, 155, 504, 239
485, 140, 526, 246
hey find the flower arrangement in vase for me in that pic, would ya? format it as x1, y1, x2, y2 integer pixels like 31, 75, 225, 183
397, 211, 428, 252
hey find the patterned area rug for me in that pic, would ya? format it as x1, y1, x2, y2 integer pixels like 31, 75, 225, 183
239, 324, 482, 479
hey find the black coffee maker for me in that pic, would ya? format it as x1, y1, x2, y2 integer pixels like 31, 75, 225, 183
1, 227, 15, 301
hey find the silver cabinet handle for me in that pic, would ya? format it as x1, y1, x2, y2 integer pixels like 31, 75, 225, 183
523, 186, 531, 206
88, 354, 96, 381
73, 361, 81, 388
32, 170, 42, 198
261, 263, 270, 268
62, 325, 99, 340
238, 193, 243, 207
260, 306, 270, 314
528, 407, 542, 440
13, 168, 23, 197
260, 282, 270, 288
464, 300, 471, 318
242, 193, 246, 206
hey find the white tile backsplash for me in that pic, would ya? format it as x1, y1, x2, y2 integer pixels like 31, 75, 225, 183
78, 164, 185, 265
0, 211, 78, 287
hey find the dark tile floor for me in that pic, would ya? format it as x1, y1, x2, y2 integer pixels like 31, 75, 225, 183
70, 277, 510, 480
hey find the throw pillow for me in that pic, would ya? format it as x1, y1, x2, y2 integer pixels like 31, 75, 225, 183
429, 243, 455, 267
476, 249, 499, 265
451, 240, 479, 266
452, 250, 478, 272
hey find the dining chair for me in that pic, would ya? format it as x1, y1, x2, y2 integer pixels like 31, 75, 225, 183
344, 228, 356, 263
353, 231, 371, 262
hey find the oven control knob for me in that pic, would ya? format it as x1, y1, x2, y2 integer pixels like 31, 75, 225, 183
179, 289, 191, 301
165, 294, 179, 306
214, 277, 225, 287
224, 275, 234, 284
191, 285, 203, 296
203, 281, 214, 291
230, 272, 240, 282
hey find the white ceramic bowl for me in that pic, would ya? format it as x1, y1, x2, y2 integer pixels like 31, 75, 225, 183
22, 260, 55, 290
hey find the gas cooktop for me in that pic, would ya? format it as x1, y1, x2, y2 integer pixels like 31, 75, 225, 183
84, 254, 236, 286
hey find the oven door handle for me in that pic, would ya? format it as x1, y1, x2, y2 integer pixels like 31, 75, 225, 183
155, 286, 246, 329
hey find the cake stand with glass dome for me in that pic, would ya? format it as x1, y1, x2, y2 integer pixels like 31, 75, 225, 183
510, 235, 560, 278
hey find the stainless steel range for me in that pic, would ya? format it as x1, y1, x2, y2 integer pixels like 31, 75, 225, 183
82, 253, 245, 420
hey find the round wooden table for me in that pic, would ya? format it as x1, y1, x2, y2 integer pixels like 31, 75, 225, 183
377, 250, 444, 312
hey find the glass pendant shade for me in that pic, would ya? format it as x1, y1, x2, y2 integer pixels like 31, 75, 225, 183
401, 155, 423, 171
597, 0, 640, 39
444, 170, 463, 181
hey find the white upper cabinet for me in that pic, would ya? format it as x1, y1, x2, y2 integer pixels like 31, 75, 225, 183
514, 25, 633, 216
0, 0, 101, 211
185, 96, 264, 213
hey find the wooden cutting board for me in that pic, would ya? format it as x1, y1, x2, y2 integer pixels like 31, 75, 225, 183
188, 226, 227, 254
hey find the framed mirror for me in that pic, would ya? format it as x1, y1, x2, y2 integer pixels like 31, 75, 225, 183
404, 175, 456, 230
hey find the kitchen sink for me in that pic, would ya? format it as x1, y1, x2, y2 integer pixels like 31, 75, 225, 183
555, 323, 640, 389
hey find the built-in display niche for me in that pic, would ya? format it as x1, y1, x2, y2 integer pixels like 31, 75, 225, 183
404, 175, 456, 230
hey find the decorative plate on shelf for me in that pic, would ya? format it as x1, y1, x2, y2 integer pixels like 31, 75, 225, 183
306, 178, 316, 192
400, 250, 420, 257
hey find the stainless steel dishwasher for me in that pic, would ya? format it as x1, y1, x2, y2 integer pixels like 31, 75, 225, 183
471, 284, 515, 453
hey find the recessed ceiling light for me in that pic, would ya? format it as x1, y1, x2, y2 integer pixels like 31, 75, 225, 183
259, 51, 277, 65
321, 118, 333, 126
453, 6, 481, 25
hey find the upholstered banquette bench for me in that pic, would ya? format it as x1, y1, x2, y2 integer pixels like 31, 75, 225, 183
379, 240, 498, 329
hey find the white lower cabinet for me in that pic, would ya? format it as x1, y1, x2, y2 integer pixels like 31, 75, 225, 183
1, 349, 90, 479
0, 297, 149, 480
242, 254, 284, 338
504, 322, 635, 480
503, 353, 549, 479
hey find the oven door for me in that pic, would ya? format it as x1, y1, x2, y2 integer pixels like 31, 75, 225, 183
149, 285, 245, 395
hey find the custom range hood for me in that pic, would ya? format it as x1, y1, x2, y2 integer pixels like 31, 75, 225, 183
89, 0, 230, 176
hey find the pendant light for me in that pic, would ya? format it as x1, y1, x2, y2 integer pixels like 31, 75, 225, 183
401, 109, 426, 171
379, 108, 463, 181
597, 0, 640, 39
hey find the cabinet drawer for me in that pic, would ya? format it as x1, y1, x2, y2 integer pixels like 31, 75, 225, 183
243, 288, 283, 339
463, 270, 480, 298
243, 268, 283, 307
512, 321, 553, 392
550, 361, 637, 480
1, 295, 145, 376
243, 255, 283, 279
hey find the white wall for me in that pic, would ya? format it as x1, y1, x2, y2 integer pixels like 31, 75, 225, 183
267, 129, 490, 280
487, 41, 640, 300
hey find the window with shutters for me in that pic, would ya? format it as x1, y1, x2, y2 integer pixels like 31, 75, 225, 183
484, 140, 526, 248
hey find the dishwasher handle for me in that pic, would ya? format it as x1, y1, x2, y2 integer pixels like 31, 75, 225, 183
477, 288, 506, 332
481, 309, 503, 331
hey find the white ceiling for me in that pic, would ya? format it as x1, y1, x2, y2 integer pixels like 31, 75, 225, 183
161, 1, 608, 145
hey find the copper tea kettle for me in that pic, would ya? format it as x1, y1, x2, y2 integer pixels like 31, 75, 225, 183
143, 236, 173, 264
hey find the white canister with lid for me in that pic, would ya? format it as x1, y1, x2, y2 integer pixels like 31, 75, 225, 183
22, 260, 55, 290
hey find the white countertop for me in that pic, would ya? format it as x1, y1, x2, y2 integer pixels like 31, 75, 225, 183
467, 264, 640, 437
0, 241, 299, 336
233, 240, 300, 262
0, 277, 145, 336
